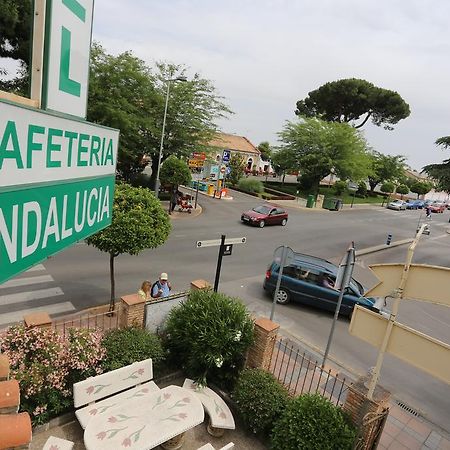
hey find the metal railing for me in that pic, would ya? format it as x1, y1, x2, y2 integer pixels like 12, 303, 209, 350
267, 337, 352, 407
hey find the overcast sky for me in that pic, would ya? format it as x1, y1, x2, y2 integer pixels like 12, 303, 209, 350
5, 0, 448, 171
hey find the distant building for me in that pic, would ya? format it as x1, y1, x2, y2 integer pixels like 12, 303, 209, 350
207, 132, 261, 171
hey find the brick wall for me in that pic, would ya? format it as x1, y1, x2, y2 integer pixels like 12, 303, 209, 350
246, 317, 280, 371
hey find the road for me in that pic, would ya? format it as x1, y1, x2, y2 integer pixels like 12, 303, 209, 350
1, 189, 449, 431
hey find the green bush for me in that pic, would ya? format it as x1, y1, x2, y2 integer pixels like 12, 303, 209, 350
164, 289, 254, 389
333, 180, 348, 195
356, 182, 368, 197
270, 394, 356, 450
233, 369, 289, 436
237, 178, 264, 193
101, 327, 165, 372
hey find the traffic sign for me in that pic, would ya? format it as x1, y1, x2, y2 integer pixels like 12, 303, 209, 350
196, 237, 246, 248
222, 149, 231, 162
222, 244, 233, 256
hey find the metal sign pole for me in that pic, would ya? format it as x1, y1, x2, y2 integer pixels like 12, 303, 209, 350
270, 246, 288, 321
322, 245, 355, 367
194, 180, 199, 209
213, 234, 226, 292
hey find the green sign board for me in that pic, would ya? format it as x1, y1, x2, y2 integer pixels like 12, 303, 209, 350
0, 175, 115, 284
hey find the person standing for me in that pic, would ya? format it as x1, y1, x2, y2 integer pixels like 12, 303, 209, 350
138, 280, 152, 300
425, 205, 432, 220
151, 273, 172, 298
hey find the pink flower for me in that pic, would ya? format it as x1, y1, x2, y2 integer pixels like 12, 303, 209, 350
96, 431, 107, 440
182, 397, 190, 403
86, 386, 95, 395
89, 408, 98, 416
122, 438, 132, 447
178, 413, 187, 419
137, 368, 144, 375
163, 393, 171, 400
49, 445, 59, 450
219, 412, 227, 419
108, 416, 117, 423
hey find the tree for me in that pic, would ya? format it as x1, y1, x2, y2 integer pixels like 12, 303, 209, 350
257, 141, 272, 162
295, 78, 410, 130
380, 181, 395, 197
410, 180, 433, 198
227, 154, 245, 186
423, 137, 450, 193
278, 117, 371, 192
396, 184, 409, 199
86, 183, 171, 311
0, 0, 32, 93
87, 46, 231, 182
367, 152, 407, 192
271, 147, 297, 184
159, 155, 192, 188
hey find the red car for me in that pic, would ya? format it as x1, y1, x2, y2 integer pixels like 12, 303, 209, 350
429, 202, 446, 213
241, 204, 288, 228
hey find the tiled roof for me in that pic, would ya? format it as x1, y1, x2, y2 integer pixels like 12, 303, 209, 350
208, 133, 260, 155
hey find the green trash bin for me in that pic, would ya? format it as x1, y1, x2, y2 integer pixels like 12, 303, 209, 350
306, 194, 315, 208
323, 197, 335, 210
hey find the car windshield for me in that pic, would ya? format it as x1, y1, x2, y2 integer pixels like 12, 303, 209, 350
252, 205, 272, 214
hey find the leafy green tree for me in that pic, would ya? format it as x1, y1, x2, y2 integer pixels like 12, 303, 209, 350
0, 0, 32, 93
159, 155, 191, 188
87, 45, 231, 182
410, 180, 432, 198
86, 183, 171, 311
380, 182, 395, 201
271, 147, 297, 184
278, 118, 370, 192
396, 184, 409, 199
295, 78, 410, 130
228, 153, 245, 186
334, 180, 348, 196
423, 137, 450, 193
367, 152, 407, 192
257, 141, 272, 161
356, 181, 368, 197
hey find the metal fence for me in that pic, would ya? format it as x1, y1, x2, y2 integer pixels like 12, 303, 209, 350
52, 309, 120, 338
267, 337, 352, 407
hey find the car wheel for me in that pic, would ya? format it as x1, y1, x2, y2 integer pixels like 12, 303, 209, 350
281, 218, 287, 226
275, 288, 290, 304
259, 220, 265, 228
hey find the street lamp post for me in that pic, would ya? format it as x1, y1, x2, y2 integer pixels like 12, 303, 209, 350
154, 76, 187, 197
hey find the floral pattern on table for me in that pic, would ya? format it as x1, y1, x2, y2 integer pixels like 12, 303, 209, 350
86, 383, 111, 396
122, 368, 146, 381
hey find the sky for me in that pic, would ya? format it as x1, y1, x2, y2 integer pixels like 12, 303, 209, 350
4, 0, 450, 171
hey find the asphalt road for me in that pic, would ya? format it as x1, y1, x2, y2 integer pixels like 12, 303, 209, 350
2, 189, 449, 431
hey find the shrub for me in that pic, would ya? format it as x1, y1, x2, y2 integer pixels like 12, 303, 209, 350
237, 178, 264, 193
270, 394, 356, 450
334, 180, 348, 195
0, 325, 104, 425
356, 181, 368, 197
101, 327, 165, 372
233, 369, 289, 436
164, 289, 254, 389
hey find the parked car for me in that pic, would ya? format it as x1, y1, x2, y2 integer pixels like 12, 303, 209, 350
405, 200, 424, 209
387, 200, 407, 211
241, 204, 288, 228
263, 252, 386, 318
429, 201, 446, 213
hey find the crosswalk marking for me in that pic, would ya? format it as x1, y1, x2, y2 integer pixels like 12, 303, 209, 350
25, 264, 46, 272
0, 287, 64, 307
0, 275, 54, 289
0, 302, 76, 326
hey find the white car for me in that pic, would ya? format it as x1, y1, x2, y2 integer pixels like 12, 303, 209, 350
387, 200, 407, 211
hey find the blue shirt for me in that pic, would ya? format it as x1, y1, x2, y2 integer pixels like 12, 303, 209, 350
152, 281, 171, 298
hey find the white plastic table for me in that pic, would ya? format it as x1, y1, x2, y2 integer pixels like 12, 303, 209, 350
84, 385, 204, 450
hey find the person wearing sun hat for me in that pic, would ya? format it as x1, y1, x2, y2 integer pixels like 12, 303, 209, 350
151, 272, 172, 298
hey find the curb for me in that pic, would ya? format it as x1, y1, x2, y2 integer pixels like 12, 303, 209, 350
355, 238, 414, 256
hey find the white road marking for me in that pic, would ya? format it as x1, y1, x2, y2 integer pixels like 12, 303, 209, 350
0, 302, 76, 326
0, 287, 64, 306
0, 275, 54, 289
25, 264, 45, 272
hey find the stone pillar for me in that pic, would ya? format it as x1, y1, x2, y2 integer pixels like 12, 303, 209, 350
343, 374, 391, 450
23, 312, 52, 329
0, 412, 32, 449
0, 380, 20, 414
0, 355, 9, 381
120, 294, 146, 328
190, 279, 211, 290
246, 317, 280, 371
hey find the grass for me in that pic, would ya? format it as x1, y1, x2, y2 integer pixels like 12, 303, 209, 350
263, 181, 387, 205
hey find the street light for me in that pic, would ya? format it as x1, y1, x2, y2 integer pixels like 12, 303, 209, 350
154, 76, 188, 197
